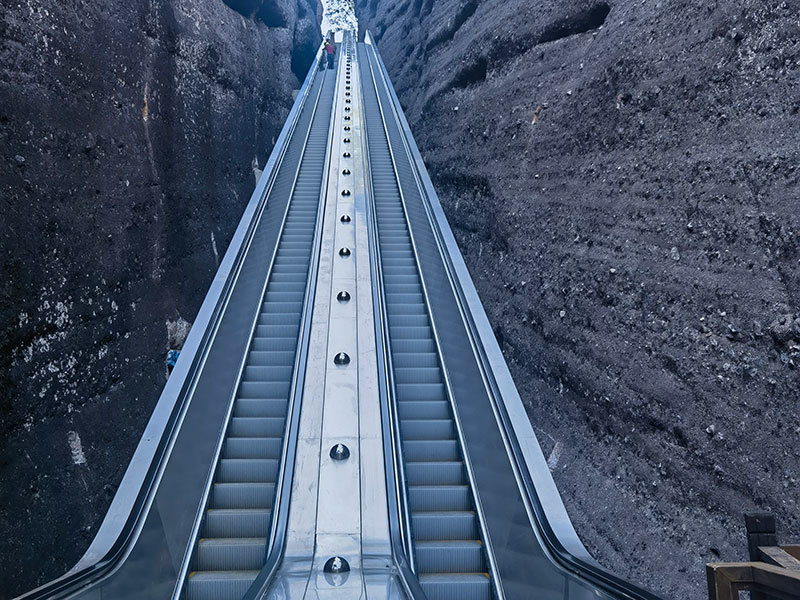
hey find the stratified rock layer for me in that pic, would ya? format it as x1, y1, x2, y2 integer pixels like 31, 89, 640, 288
0, 0, 318, 595
357, 1, 800, 598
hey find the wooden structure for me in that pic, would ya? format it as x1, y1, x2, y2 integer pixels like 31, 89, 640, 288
707, 513, 800, 600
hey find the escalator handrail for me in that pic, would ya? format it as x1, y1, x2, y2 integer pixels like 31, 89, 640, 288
365, 31, 664, 600
14, 43, 328, 600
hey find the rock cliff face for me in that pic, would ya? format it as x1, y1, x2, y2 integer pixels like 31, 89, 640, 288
357, 1, 799, 598
0, 0, 318, 595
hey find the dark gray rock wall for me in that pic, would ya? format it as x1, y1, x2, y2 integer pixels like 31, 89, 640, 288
357, 1, 800, 598
0, 0, 318, 596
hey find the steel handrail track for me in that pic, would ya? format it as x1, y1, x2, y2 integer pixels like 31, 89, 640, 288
14, 45, 329, 600
365, 33, 664, 600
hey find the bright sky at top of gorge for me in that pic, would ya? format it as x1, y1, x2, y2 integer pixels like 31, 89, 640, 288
321, 0, 357, 34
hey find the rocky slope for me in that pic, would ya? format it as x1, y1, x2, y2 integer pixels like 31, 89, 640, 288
0, 0, 318, 596
357, 1, 800, 597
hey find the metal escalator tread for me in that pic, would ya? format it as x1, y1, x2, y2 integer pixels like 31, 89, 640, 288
185, 66, 337, 600
417, 574, 492, 600
359, 45, 491, 600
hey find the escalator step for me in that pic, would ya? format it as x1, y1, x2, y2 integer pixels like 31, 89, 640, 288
258, 305, 301, 319
204, 509, 271, 538
408, 485, 471, 512
385, 292, 424, 304
385, 302, 427, 315
405, 462, 466, 486
255, 324, 300, 338
217, 459, 279, 483
412, 511, 478, 540
211, 483, 275, 509
243, 365, 294, 381
391, 339, 436, 353
246, 350, 296, 366
418, 573, 491, 600
243, 361, 294, 382
271, 272, 308, 283
395, 383, 446, 401
397, 400, 450, 420
394, 366, 442, 384
415, 540, 485, 574
264, 290, 305, 303
239, 382, 291, 399
195, 537, 267, 571
234, 398, 289, 418
250, 337, 298, 352
403, 440, 460, 462
388, 314, 429, 327
266, 281, 307, 293
186, 571, 260, 600
384, 282, 422, 294
400, 419, 456, 440
223, 437, 282, 460
227, 417, 286, 438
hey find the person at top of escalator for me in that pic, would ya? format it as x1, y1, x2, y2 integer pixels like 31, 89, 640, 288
324, 38, 336, 70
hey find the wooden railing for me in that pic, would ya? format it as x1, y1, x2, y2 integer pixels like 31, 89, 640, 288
707, 514, 800, 600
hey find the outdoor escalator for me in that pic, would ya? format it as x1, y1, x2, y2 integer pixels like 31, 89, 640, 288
185, 63, 337, 600
13, 43, 340, 600
13, 31, 666, 600
360, 44, 492, 600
